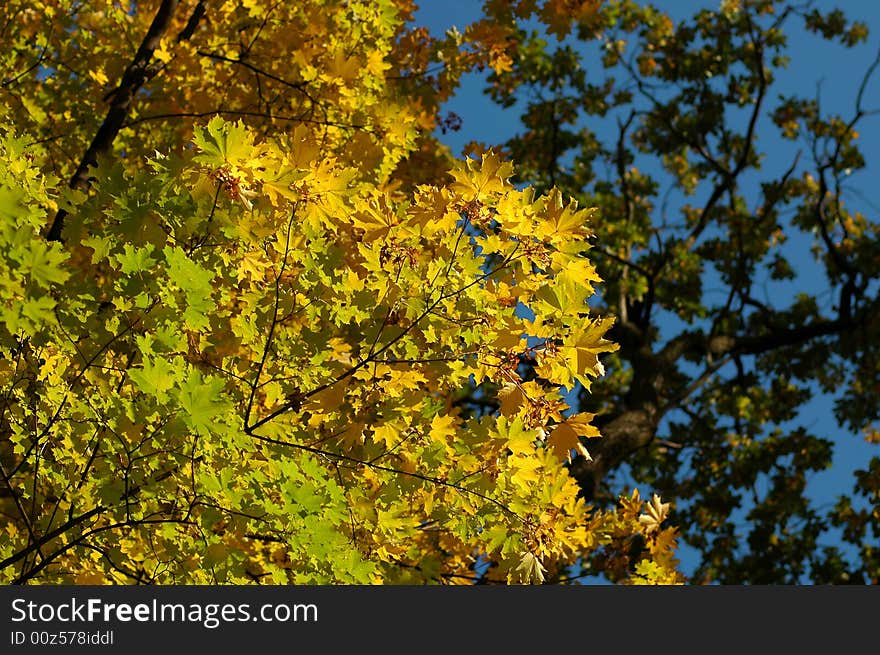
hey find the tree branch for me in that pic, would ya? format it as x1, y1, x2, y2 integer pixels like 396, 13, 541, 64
45, 0, 208, 242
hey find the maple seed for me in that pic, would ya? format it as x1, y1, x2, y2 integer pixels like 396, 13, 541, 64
378, 239, 417, 269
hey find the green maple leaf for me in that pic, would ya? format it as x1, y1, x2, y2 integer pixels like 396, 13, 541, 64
117, 244, 157, 274
532, 276, 587, 318
163, 246, 214, 330
177, 369, 231, 437
129, 356, 178, 403
0, 184, 26, 223
18, 240, 70, 288
193, 116, 255, 167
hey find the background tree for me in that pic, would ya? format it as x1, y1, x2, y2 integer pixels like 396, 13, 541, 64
0, 0, 683, 584
473, 0, 880, 583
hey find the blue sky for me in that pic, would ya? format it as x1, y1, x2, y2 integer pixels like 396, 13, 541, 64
412, 1, 880, 580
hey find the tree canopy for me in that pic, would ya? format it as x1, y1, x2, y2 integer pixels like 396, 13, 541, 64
472, 0, 880, 583
0, 0, 682, 585
1, 0, 877, 586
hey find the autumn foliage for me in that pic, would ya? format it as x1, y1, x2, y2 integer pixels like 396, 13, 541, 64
486, 0, 880, 583
0, 1, 681, 584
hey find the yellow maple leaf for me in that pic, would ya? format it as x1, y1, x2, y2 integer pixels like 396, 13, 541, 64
154, 43, 173, 64
509, 453, 542, 489
618, 488, 643, 522
649, 527, 680, 559
306, 377, 350, 413
540, 0, 600, 41
551, 250, 602, 291
88, 69, 109, 86
559, 318, 617, 387
547, 412, 600, 462
513, 551, 546, 584
499, 415, 538, 456
538, 188, 596, 242
429, 413, 458, 448
449, 151, 514, 199
338, 421, 366, 450
236, 250, 268, 280
498, 382, 525, 417
639, 494, 670, 535
366, 49, 390, 78
328, 51, 360, 83
372, 423, 400, 449
352, 194, 401, 241
490, 315, 527, 350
